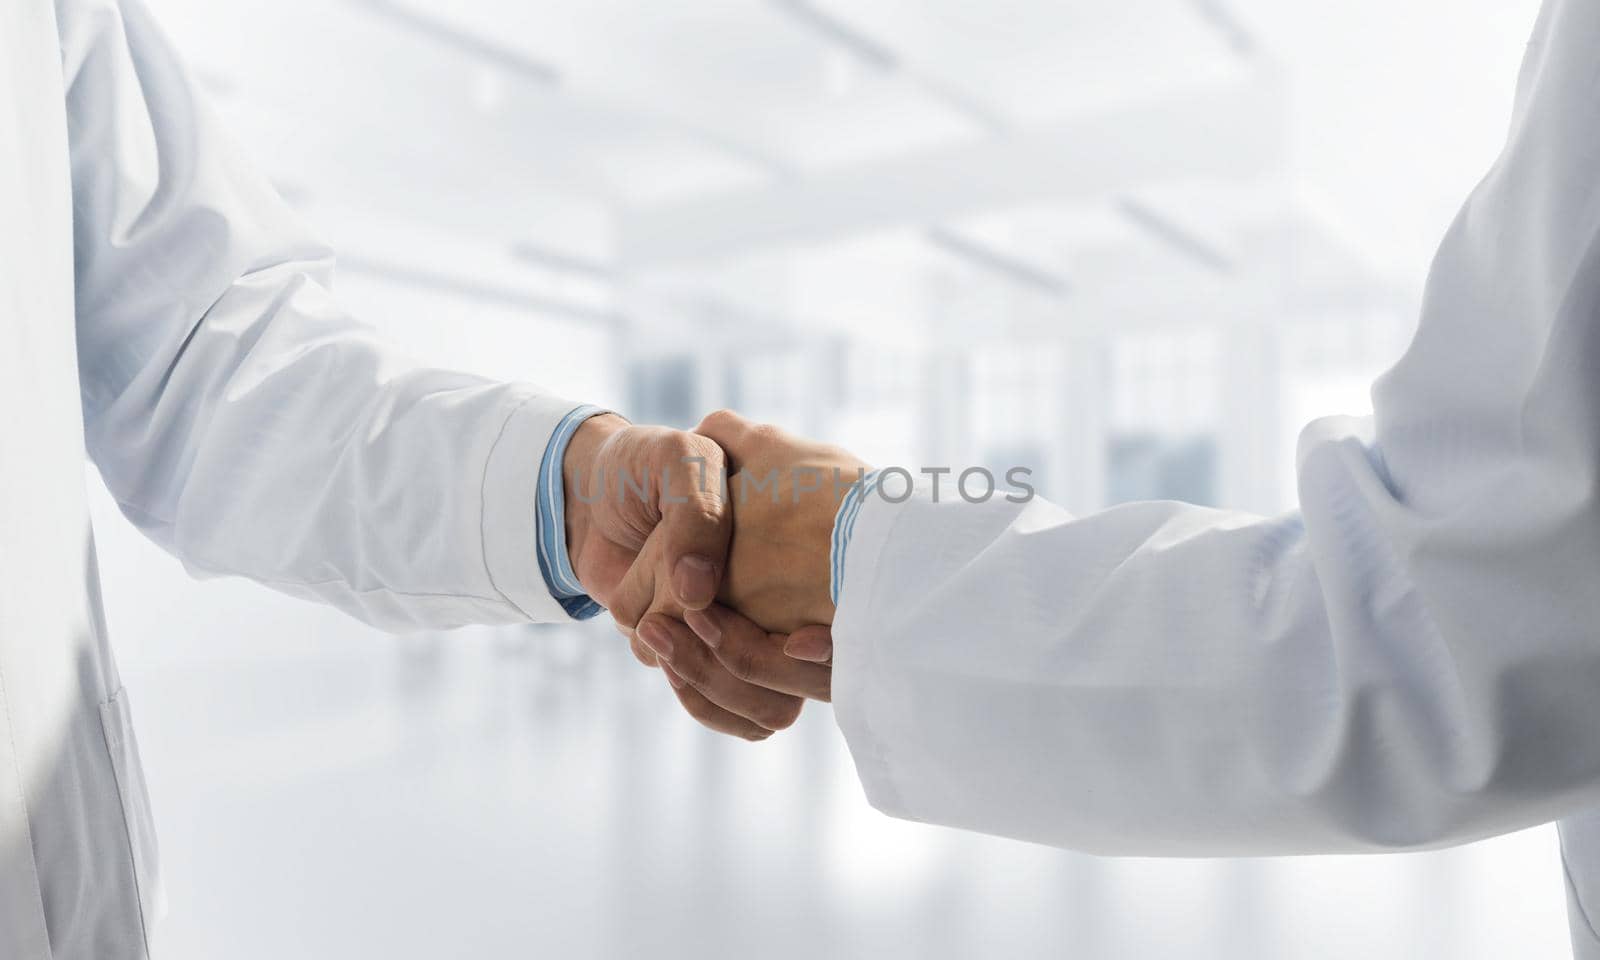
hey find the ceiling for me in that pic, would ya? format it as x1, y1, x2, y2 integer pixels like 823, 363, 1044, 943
142, 0, 1542, 329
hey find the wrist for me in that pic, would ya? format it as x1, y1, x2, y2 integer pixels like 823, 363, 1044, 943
561, 413, 627, 577
796, 474, 854, 624
782, 506, 837, 627
723, 460, 865, 631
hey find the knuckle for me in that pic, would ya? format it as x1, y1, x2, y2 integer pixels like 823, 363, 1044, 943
727, 646, 759, 683
663, 431, 697, 459
697, 499, 727, 526
693, 433, 726, 462
609, 603, 642, 630
673, 495, 725, 528
673, 652, 710, 688
681, 692, 717, 724
678, 429, 718, 455
697, 409, 740, 434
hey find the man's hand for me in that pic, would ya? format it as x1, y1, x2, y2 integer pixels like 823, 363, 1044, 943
635, 607, 834, 740
635, 407, 861, 737
561, 414, 728, 640
695, 409, 870, 634
576, 409, 857, 740
562, 414, 828, 739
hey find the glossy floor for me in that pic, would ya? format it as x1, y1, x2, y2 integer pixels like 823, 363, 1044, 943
92, 484, 1572, 960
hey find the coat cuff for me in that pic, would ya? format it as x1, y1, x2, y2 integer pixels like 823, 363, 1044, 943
480, 391, 591, 623
829, 479, 925, 822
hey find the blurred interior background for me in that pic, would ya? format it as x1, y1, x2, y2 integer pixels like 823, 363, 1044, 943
99, 1, 1566, 956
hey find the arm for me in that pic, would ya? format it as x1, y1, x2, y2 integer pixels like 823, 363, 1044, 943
60, 0, 724, 631
697, 0, 1600, 853
830, 0, 1600, 855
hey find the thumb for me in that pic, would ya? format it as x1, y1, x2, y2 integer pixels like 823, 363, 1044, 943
656, 437, 731, 611
607, 528, 666, 629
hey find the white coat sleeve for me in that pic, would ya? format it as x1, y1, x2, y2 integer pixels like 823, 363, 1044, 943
59, 0, 581, 630
831, 0, 1600, 855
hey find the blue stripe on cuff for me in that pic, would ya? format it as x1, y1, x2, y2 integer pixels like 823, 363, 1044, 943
536, 404, 609, 620
829, 470, 880, 605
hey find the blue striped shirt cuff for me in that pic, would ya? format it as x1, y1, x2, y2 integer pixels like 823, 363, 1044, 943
829, 470, 880, 605
535, 404, 608, 620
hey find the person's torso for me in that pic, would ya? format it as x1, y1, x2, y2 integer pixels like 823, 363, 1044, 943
1, 3, 160, 958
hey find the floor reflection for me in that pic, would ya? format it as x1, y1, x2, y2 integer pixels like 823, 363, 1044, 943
111, 612, 1570, 960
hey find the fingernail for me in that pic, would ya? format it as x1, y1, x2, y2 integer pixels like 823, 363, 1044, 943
784, 632, 832, 663
662, 665, 686, 690
683, 608, 722, 648
637, 621, 674, 663
673, 554, 717, 608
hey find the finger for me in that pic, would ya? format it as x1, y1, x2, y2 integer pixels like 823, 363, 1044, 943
693, 408, 756, 452
662, 665, 774, 742
783, 625, 834, 664
614, 619, 657, 667
639, 614, 805, 731
685, 606, 832, 702
576, 538, 643, 612
656, 434, 730, 611
606, 529, 668, 629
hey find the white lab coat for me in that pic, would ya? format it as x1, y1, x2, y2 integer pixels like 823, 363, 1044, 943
832, 0, 1600, 955
1, 1, 579, 956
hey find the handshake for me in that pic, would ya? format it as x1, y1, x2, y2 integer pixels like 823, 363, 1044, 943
560, 409, 869, 741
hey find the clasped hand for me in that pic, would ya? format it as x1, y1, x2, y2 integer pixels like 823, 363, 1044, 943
561, 409, 868, 740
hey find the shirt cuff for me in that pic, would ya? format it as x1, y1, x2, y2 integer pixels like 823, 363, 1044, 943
480, 393, 602, 623
534, 404, 611, 620
829, 470, 881, 605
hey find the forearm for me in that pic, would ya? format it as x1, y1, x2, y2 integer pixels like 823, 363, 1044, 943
830, 440, 1600, 856
831, 0, 1600, 854
86, 260, 585, 629
66, 0, 593, 630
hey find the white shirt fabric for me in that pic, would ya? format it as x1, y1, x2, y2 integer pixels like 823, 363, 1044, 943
832, 1, 1600, 955
1, 1, 578, 956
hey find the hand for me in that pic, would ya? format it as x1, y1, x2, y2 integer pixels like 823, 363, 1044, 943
562, 414, 827, 739
634, 606, 834, 740
579, 410, 858, 740
561, 414, 729, 654
631, 407, 857, 733
694, 409, 870, 634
